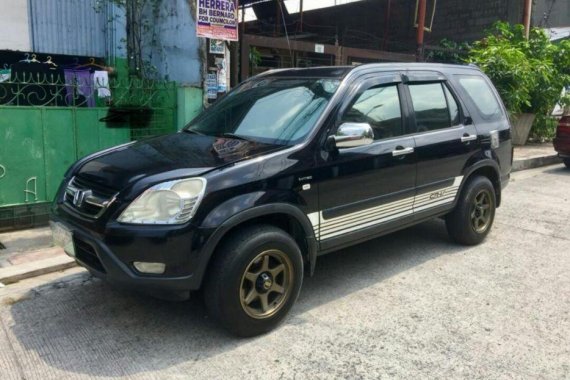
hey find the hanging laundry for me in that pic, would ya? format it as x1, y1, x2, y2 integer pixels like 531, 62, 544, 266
94, 70, 111, 98
64, 69, 95, 107
0, 68, 10, 105
0, 68, 10, 83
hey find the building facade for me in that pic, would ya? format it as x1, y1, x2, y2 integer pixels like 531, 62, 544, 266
0, 0, 206, 230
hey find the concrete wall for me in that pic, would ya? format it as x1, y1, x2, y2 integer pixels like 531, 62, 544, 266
532, 0, 570, 28
108, 4, 128, 60
142, 0, 204, 86
0, 0, 31, 51
139, 0, 205, 127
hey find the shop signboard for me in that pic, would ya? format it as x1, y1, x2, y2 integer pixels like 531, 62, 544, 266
197, 0, 239, 41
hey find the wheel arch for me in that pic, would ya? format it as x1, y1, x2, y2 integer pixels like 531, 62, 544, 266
195, 204, 318, 288
461, 160, 502, 207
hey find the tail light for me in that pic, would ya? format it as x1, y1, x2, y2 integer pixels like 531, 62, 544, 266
558, 116, 570, 138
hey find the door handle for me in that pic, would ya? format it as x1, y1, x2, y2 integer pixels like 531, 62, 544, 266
461, 134, 477, 143
392, 147, 414, 157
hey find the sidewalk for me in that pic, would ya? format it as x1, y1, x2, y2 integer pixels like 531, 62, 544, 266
0, 227, 75, 285
0, 143, 563, 286
512, 143, 561, 171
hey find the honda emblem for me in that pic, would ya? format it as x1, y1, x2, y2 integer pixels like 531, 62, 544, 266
73, 189, 92, 208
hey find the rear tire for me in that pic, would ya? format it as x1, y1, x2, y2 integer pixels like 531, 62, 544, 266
563, 158, 570, 168
203, 225, 303, 337
446, 176, 496, 246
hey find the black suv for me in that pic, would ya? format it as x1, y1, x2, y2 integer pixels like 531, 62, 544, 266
51, 63, 512, 336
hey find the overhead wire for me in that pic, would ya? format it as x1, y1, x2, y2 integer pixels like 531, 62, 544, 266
277, 0, 293, 61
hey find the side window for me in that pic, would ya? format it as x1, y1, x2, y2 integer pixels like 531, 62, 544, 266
341, 84, 403, 140
456, 75, 504, 120
408, 83, 451, 132
444, 85, 460, 126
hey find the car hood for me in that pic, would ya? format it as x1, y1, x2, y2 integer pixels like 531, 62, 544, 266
76, 132, 285, 190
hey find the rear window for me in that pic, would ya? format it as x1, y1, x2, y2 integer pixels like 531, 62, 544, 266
455, 75, 504, 121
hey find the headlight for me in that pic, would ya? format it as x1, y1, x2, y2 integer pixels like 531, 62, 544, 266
117, 178, 206, 225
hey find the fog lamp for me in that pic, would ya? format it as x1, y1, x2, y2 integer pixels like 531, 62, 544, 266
133, 262, 166, 274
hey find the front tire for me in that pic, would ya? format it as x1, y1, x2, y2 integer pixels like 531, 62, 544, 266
446, 176, 496, 246
204, 225, 303, 337
563, 158, 570, 169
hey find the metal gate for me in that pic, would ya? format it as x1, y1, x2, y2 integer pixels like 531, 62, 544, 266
0, 76, 177, 231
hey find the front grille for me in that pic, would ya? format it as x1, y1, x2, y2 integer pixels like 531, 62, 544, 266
72, 176, 118, 198
63, 176, 118, 218
73, 237, 106, 273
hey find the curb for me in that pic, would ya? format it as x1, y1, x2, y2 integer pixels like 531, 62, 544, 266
512, 154, 562, 172
0, 255, 77, 286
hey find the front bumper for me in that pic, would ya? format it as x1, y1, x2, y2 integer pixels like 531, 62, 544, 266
51, 213, 210, 300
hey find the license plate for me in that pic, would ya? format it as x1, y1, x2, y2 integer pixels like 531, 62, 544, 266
50, 221, 75, 257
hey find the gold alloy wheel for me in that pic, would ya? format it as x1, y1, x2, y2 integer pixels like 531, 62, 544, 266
239, 249, 293, 319
470, 189, 493, 233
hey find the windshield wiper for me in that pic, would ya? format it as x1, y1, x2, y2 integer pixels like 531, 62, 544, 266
183, 129, 204, 135
219, 133, 253, 142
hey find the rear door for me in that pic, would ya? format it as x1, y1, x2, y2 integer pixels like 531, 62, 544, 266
402, 71, 480, 217
315, 74, 417, 250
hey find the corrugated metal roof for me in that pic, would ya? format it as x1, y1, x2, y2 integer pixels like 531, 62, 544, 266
29, 0, 108, 57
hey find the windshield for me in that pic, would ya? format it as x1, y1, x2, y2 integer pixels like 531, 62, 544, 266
185, 78, 341, 145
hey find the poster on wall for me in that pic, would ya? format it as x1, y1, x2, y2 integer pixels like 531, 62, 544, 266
197, 0, 239, 41
215, 56, 227, 93
207, 73, 218, 99
209, 39, 225, 54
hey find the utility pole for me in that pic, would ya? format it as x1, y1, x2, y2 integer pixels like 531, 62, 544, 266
523, 0, 532, 39
416, 0, 427, 62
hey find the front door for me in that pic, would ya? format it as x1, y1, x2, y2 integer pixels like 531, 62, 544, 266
315, 75, 417, 251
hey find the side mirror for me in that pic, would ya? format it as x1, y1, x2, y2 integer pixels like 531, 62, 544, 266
330, 122, 374, 149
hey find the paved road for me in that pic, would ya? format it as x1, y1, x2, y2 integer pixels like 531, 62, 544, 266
1, 165, 569, 380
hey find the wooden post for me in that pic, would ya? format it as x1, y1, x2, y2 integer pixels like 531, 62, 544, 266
240, 35, 250, 81
416, 0, 427, 62
523, 0, 532, 39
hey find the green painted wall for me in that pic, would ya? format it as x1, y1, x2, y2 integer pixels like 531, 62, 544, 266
177, 86, 204, 130
113, 57, 203, 132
